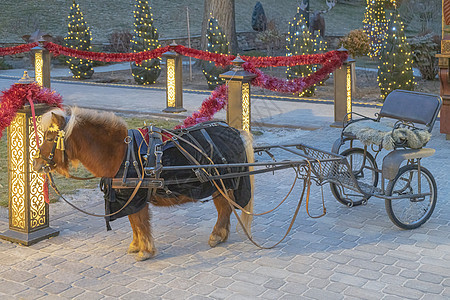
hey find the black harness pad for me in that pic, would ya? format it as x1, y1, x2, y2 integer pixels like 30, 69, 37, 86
100, 122, 252, 227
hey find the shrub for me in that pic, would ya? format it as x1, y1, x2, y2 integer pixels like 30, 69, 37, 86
0, 59, 12, 70
409, 33, 439, 80
109, 30, 132, 53
340, 29, 370, 58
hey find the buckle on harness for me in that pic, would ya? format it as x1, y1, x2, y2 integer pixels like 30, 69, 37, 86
194, 169, 209, 183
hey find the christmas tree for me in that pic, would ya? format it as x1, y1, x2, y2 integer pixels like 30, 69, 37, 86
64, 0, 94, 79
363, 0, 388, 58
130, 0, 161, 85
202, 17, 229, 90
377, 10, 414, 100
286, 8, 325, 96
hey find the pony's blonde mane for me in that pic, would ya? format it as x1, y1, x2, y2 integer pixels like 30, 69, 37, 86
40, 107, 127, 138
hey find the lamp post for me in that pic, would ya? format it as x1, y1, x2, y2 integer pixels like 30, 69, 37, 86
331, 47, 355, 127
0, 73, 59, 246
437, 0, 450, 139
162, 42, 186, 113
32, 38, 51, 88
219, 56, 256, 131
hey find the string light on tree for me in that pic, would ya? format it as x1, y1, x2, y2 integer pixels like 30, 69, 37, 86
64, 0, 94, 79
363, 0, 390, 58
130, 0, 161, 85
377, 9, 414, 100
202, 17, 229, 90
286, 8, 325, 97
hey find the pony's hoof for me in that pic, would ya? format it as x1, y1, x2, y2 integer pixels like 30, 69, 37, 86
209, 234, 225, 247
135, 249, 157, 261
127, 245, 139, 254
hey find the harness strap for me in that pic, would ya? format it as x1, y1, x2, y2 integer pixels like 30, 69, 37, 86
200, 128, 238, 188
145, 126, 163, 167
171, 139, 210, 183
122, 130, 133, 183
68, 174, 96, 180
47, 171, 143, 218
130, 132, 142, 180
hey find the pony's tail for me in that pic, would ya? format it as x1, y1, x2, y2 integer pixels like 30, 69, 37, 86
238, 130, 254, 236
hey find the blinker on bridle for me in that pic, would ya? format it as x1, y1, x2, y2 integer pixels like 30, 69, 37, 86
36, 123, 66, 172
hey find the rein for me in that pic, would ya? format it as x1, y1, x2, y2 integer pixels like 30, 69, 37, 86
36, 112, 140, 218
46, 171, 143, 218
158, 127, 327, 249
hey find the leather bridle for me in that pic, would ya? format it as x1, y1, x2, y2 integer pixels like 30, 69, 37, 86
36, 123, 66, 173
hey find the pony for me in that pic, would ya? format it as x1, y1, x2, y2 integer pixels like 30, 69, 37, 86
33, 107, 254, 261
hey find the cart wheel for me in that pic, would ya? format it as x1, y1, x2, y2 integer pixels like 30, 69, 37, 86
385, 164, 437, 229
330, 148, 378, 207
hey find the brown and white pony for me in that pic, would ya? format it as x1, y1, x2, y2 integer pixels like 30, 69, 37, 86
33, 107, 254, 261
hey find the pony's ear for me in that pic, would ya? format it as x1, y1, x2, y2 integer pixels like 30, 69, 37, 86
51, 112, 66, 128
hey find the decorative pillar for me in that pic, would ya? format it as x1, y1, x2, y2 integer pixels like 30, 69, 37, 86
219, 56, 257, 131
32, 38, 51, 88
437, 0, 450, 139
331, 47, 355, 128
162, 42, 186, 113
0, 75, 59, 246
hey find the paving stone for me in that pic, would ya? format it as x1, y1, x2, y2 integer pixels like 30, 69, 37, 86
302, 288, 344, 299
25, 276, 53, 289
0, 279, 28, 295
306, 267, 334, 279
82, 267, 110, 278
307, 278, 330, 289
383, 284, 424, 299
330, 273, 367, 287
381, 265, 401, 275
261, 289, 286, 299
232, 271, 268, 285
41, 282, 71, 294
73, 291, 105, 300
404, 280, 444, 294
280, 282, 308, 294
334, 264, 360, 275
254, 266, 291, 279
211, 278, 234, 289
14, 288, 47, 299
228, 281, 266, 297
0, 269, 35, 282
347, 286, 386, 299
74, 278, 111, 292
417, 272, 443, 284
208, 288, 234, 299
325, 282, 348, 293
187, 283, 216, 296
263, 278, 286, 290
46, 269, 83, 284
418, 264, 449, 277
101, 285, 131, 297
398, 269, 419, 280
60, 287, 85, 298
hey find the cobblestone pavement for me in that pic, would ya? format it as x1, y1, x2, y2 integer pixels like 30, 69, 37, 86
0, 76, 449, 299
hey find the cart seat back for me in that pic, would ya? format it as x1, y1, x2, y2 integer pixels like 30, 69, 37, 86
379, 90, 442, 132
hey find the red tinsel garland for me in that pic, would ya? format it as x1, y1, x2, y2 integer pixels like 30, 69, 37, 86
175, 84, 228, 129
42, 42, 347, 69
0, 82, 63, 139
0, 83, 63, 204
179, 51, 347, 128
0, 42, 38, 56
243, 50, 347, 93
44, 42, 171, 65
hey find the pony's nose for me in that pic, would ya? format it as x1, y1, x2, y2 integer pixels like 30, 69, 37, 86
33, 159, 45, 173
